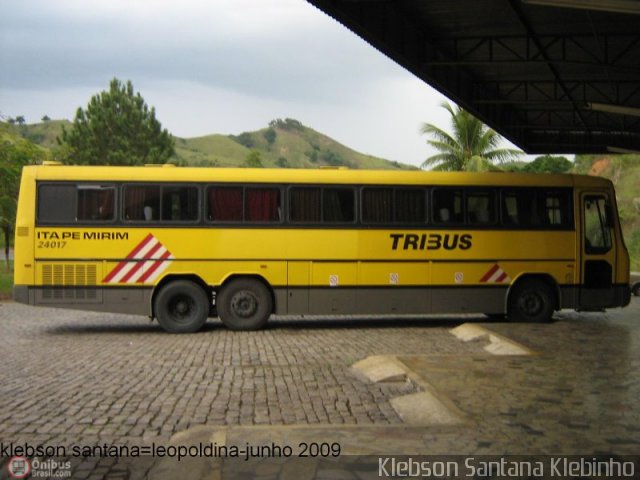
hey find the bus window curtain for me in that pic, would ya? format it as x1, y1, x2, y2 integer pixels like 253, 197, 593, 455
323, 189, 343, 222
77, 188, 114, 221
363, 189, 392, 223
125, 186, 147, 220
209, 188, 243, 221
99, 189, 114, 220
396, 189, 424, 223
246, 188, 280, 222
77, 190, 90, 220
290, 188, 320, 222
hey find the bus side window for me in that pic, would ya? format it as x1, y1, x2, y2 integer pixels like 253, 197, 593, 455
290, 187, 321, 223
245, 187, 281, 222
539, 190, 571, 228
160, 186, 198, 222
502, 189, 541, 228
124, 185, 160, 221
77, 185, 115, 221
395, 188, 426, 224
362, 188, 393, 223
208, 186, 243, 222
37, 184, 77, 223
466, 190, 495, 225
433, 189, 463, 224
545, 195, 562, 224
323, 187, 355, 223
502, 194, 520, 225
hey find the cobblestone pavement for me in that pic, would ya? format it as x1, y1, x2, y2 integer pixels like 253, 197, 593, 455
1, 299, 639, 479
0, 303, 485, 478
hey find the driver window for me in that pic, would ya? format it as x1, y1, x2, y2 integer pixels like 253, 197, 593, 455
584, 195, 612, 254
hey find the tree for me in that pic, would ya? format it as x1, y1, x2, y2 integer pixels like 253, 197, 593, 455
58, 78, 174, 165
421, 102, 521, 171
230, 132, 254, 148
269, 118, 304, 131
263, 128, 277, 146
522, 155, 572, 173
15, 116, 25, 126
276, 157, 290, 168
243, 150, 263, 168
0, 133, 47, 268
41, 115, 51, 122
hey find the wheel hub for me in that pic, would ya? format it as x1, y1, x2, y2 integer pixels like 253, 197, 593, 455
520, 292, 542, 315
231, 290, 258, 318
175, 301, 189, 315
169, 295, 193, 321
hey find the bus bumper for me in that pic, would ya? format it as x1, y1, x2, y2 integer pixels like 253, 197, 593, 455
12, 285, 32, 305
619, 284, 632, 307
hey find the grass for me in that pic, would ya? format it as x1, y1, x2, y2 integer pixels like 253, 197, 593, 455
0, 260, 13, 299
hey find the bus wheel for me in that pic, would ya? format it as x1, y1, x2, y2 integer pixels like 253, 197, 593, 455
217, 278, 272, 331
154, 280, 209, 333
507, 279, 555, 323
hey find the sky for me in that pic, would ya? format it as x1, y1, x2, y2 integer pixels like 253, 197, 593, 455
0, 0, 517, 168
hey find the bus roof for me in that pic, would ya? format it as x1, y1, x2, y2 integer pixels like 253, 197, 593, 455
23, 164, 612, 189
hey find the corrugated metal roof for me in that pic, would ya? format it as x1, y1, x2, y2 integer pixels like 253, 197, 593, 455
307, 0, 640, 153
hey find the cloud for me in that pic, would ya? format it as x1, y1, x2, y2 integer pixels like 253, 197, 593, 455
0, 0, 455, 166
0, 0, 399, 104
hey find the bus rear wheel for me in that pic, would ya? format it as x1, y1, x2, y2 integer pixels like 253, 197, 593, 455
217, 278, 272, 331
507, 278, 555, 323
154, 280, 209, 333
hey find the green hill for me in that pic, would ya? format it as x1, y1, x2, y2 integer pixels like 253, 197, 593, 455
6, 119, 71, 150
575, 154, 640, 271
173, 134, 249, 167
174, 118, 412, 169
0, 122, 52, 159
574, 154, 640, 271
8, 118, 413, 170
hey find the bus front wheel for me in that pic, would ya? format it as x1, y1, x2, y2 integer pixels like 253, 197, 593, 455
217, 278, 272, 331
507, 279, 555, 323
154, 280, 209, 333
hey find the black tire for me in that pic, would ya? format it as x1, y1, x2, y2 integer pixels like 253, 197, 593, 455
507, 278, 555, 323
632, 283, 640, 297
217, 278, 272, 331
154, 280, 209, 333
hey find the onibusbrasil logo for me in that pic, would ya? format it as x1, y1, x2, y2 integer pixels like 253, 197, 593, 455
6, 456, 71, 478
7, 456, 31, 479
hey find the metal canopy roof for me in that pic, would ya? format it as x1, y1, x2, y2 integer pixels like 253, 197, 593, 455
306, 0, 640, 154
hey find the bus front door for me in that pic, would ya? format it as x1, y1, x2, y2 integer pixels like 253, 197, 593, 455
579, 193, 616, 310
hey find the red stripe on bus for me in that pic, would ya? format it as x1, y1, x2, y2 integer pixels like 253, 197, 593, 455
120, 242, 163, 283
137, 250, 172, 283
480, 264, 500, 283
103, 233, 155, 283
496, 271, 508, 282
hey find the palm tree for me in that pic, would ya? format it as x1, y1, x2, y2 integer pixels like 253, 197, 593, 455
421, 102, 522, 171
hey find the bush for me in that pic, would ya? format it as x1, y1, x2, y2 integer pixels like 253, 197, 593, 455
263, 128, 277, 146
230, 132, 254, 149
522, 155, 572, 173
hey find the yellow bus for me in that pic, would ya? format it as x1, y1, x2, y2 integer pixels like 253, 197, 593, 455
13, 164, 630, 333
